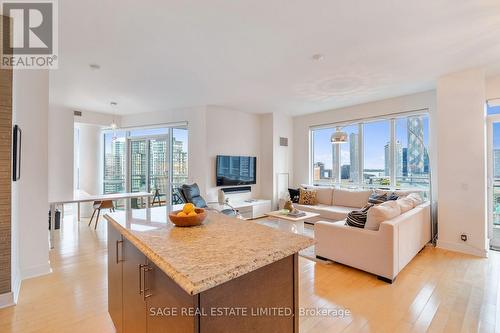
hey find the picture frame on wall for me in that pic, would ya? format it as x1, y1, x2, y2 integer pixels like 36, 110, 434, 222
13, 124, 21, 181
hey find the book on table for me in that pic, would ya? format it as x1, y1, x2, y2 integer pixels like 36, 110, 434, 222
287, 211, 306, 218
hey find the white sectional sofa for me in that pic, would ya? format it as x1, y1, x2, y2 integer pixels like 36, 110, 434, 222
291, 185, 431, 283
294, 187, 372, 223
315, 200, 431, 283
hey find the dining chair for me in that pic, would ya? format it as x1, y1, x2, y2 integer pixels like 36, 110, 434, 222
88, 200, 115, 230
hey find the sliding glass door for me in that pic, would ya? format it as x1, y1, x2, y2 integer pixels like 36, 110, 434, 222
149, 138, 169, 205
129, 136, 169, 207
103, 126, 188, 206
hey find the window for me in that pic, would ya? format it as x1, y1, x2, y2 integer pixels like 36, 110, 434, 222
487, 104, 500, 116
102, 126, 188, 205
103, 131, 126, 194
310, 113, 430, 194
395, 116, 430, 190
363, 120, 390, 186
312, 127, 335, 185
172, 128, 188, 187
340, 125, 359, 184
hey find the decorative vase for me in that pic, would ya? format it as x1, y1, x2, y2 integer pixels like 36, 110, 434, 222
284, 200, 294, 212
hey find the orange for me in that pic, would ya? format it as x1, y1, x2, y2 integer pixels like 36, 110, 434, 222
183, 203, 195, 214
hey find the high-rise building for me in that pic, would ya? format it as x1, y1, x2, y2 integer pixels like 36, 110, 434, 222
130, 140, 148, 192
407, 117, 425, 175
349, 133, 359, 182
341, 164, 350, 180
149, 139, 168, 192
395, 140, 402, 177
313, 162, 324, 181
384, 142, 390, 177
172, 137, 188, 185
104, 138, 125, 194
424, 148, 430, 174
402, 148, 408, 177
384, 140, 402, 178
495, 149, 500, 178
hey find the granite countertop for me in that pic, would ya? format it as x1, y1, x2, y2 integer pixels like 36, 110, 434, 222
104, 207, 314, 295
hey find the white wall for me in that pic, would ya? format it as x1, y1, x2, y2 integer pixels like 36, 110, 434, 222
48, 106, 74, 201
436, 69, 487, 257
292, 90, 437, 193
47, 107, 117, 203
486, 74, 500, 100
205, 106, 264, 201
76, 123, 103, 217
260, 114, 274, 203
11, 70, 50, 291
272, 113, 294, 208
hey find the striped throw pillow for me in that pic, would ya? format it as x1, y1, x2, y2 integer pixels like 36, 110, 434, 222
345, 204, 374, 228
368, 192, 387, 204
387, 192, 399, 201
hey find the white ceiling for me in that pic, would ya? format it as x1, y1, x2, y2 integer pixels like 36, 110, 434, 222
50, 0, 500, 116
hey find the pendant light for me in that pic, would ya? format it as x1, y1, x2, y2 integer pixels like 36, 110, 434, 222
331, 127, 348, 144
110, 101, 118, 130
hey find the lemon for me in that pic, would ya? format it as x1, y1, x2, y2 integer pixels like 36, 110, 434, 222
187, 211, 197, 217
183, 203, 195, 214
177, 211, 187, 217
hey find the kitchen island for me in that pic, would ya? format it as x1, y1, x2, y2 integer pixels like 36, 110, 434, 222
104, 206, 314, 333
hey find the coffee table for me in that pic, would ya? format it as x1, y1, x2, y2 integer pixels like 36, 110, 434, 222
265, 210, 320, 224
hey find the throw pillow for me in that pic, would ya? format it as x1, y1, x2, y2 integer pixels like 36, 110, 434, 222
396, 197, 414, 213
345, 204, 374, 228
299, 188, 317, 205
407, 193, 423, 207
368, 192, 387, 204
365, 201, 401, 231
288, 188, 300, 203
387, 192, 399, 201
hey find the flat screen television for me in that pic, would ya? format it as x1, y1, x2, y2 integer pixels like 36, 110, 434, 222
216, 155, 256, 186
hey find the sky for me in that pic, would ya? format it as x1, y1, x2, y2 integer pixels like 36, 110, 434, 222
313, 116, 430, 170
490, 106, 500, 149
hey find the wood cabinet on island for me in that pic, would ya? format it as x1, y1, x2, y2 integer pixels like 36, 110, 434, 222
104, 206, 314, 333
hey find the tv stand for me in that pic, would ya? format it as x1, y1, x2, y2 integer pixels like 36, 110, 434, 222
219, 189, 271, 219
231, 199, 272, 219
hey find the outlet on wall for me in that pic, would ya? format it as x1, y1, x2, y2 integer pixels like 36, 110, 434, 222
461, 234, 468, 242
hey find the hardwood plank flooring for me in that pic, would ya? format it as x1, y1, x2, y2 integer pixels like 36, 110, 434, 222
0, 213, 499, 333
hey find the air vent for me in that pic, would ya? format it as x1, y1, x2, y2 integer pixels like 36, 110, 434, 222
279, 137, 288, 147
73, 110, 82, 117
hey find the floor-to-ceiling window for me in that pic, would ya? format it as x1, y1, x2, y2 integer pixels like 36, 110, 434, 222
103, 131, 127, 194
102, 126, 188, 205
487, 101, 500, 250
310, 112, 430, 194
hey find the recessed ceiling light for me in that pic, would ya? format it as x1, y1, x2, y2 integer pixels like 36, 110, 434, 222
312, 54, 324, 61
89, 64, 101, 70
110, 101, 118, 107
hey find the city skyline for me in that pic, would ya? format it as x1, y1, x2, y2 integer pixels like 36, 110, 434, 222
103, 129, 188, 200
313, 116, 429, 187
313, 117, 429, 170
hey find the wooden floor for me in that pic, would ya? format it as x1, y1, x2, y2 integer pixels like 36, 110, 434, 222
1, 214, 500, 333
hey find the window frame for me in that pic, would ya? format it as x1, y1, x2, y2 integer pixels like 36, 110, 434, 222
102, 123, 188, 205
309, 110, 430, 191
